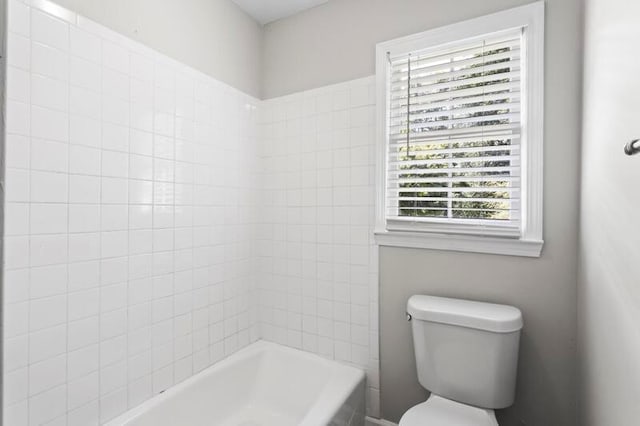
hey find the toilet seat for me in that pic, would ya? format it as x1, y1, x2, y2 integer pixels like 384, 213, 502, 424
399, 395, 499, 426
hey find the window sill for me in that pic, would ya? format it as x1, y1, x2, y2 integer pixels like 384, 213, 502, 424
374, 230, 543, 257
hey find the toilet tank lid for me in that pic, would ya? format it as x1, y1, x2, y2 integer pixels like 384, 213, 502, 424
407, 295, 523, 333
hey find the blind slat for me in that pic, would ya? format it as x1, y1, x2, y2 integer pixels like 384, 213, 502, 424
391, 61, 521, 86
389, 175, 520, 184
391, 91, 521, 114
390, 112, 520, 132
390, 123, 521, 141
390, 36, 521, 68
391, 50, 521, 80
390, 81, 521, 104
390, 70, 521, 97
390, 102, 521, 124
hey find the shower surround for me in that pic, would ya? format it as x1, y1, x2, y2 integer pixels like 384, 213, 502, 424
257, 78, 380, 417
2, 0, 379, 424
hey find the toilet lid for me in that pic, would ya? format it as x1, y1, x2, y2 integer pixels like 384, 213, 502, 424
399, 395, 499, 426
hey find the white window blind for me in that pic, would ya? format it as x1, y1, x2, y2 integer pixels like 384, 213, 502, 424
386, 29, 523, 237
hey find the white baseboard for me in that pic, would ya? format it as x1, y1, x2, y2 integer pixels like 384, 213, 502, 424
365, 416, 398, 426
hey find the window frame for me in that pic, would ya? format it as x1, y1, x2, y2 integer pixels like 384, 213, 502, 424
374, 2, 545, 257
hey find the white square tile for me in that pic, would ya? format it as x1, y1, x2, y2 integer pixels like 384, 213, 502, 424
100, 310, 127, 340
29, 324, 67, 363
69, 145, 101, 175
100, 335, 126, 367
30, 234, 68, 266
5, 301, 29, 337
101, 231, 128, 258
131, 79, 154, 107
31, 9, 69, 51
8, 0, 30, 37
30, 170, 68, 202
69, 175, 101, 203
70, 26, 101, 63
102, 41, 129, 74
101, 204, 128, 231
131, 53, 154, 82
4, 236, 30, 270
31, 73, 69, 111
6, 168, 30, 202
30, 264, 68, 299
7, 66, 30, 103
129, 230, 152, 256
70, 86, 101, 119
67, 317, 99, 351
29, 354, 67, 396
68, 260, 100, 292
100, 387, 127, 423
103, 68, 129, 100
7, 100, 30, 135
31, 139, 68, 173
5, 335, 29, 372
6, 134, 30, 169
8, 33, 31, 69
32, 41, 69, 81
101, 177, 128, 204
28, 384, 67, 426
128, 374, 152, 408
153, 158, 174, 182
70, 56, 101, 90
68, 233, 100, 262
129, 154, 153, 181
5, 203, 29, 236
155, 65, 175, 91
68, 288, 100, 321
153, 206, 174, 229
5, 269, 29, 303
131, 102, 154, 133
101, 257, 128, 285
154, 134, 174, 159
128, 180, 153, 206
67, 371, 99, 410
31, 106, 69, 142
103, 96, 130, 126
68, 205, 100, 233
102, 123, 129, 152
67, 344, 99, 380
101, 150, 129, 178
70, 115, 102, 147
5, 367, 28, 405
67, 400, 99, 426
31, 203, 68, 234
130, 129, 153, 155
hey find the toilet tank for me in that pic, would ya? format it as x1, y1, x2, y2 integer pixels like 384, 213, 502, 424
407, 295, 523, 409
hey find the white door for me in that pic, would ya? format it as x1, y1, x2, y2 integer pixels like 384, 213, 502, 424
580, 0, 640, 425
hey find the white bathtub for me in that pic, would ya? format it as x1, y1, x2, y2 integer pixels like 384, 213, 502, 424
107, 341, 366, 426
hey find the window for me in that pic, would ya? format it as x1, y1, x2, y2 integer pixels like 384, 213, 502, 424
374, 2, 544, 257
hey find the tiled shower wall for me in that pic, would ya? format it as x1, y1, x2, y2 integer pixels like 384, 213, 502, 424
3, 0, 260, 424
4, 0, 381, 424
257, 77, 380, 417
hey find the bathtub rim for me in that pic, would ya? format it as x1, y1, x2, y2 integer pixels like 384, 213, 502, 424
105, 340, 366, 426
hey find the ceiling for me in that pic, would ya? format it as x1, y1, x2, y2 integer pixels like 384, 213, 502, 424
231, 0, 329, 25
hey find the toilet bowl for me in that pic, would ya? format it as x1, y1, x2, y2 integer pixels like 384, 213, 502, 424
399, 395, 498, 426
401, 295, 523, 426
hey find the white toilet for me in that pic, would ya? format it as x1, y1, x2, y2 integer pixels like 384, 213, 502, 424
400, 295, 523, 426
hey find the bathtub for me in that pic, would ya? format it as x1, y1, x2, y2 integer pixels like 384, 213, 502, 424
106, 340, 366, 426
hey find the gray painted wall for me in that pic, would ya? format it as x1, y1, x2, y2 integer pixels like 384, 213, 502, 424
579, 0, 640, 424
263, 1, 582, 424
50, 0, 263, 98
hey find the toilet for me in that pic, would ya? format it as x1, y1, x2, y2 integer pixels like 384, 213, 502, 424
400, 295, 523, 426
